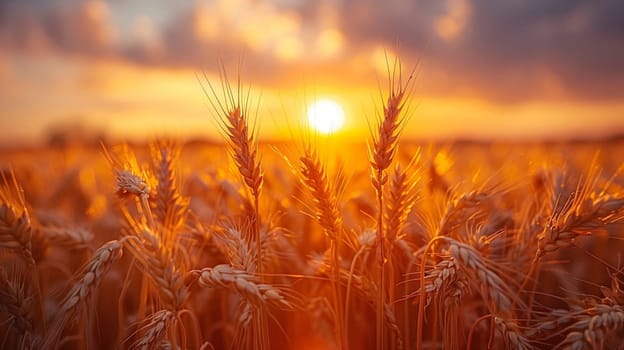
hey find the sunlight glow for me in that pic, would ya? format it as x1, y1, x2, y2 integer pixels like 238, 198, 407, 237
307, 99, 345, 134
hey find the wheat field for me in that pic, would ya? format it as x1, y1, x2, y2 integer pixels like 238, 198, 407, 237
1, 71, 624, 350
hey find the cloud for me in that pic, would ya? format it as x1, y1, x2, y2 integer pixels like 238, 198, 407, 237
435, 0, 471, 41
439, 0, 624, 102
147, 0, 361, 86
121, 15, 165, 64
1, 0, 623, 103
0, 0, 116, 57
334, 0, 624, 102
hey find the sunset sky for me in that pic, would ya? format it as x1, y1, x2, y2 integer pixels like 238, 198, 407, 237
1, 0, 623, 147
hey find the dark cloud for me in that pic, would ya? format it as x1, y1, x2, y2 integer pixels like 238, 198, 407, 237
450, 0, 624, 101
338, 0, 442, 50
0, 0, 115, 57
334, 0, 624, 102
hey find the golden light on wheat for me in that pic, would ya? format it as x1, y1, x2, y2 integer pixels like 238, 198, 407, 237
0, 60, 624, 350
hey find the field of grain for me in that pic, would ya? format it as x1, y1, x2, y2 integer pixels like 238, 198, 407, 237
1, 78, 624, 350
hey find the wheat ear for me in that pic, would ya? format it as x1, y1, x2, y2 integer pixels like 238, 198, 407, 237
448, 239, 513, 312
417, 236, 514, 349
370, 57, 414, 350
0, 266, 34, 348
299, 148, 344, 243
191, 264, 292, 310
412, 255, 469, 350
299, 147, 348, 347
495, 317, 534, 350
122, 220, 193, 349
515, 167, 624, 316
199, 69, 270, 350
103, 144, 155, 231
130, 309, 176, 350
151, 141, 188, 246
537, 193, 624, 257
128, 227, 189, 311
384, 162, 420, 260
536, 162, 624, 257
0, 172, 34, 263
199, 70, 263, 237
554, 303, 624, 350
42, 238, 127, 349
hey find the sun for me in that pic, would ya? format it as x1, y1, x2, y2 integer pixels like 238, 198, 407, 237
307, 99, 345, 135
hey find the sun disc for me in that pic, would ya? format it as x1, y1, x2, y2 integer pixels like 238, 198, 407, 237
307, 99, 345, 135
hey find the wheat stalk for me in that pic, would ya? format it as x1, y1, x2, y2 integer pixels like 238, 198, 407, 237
122, 220, 189, 312
108, 147, 195, 346
338, 270, 403, 349
42, 238, 127, 349
199, 69, 270, 350
6, 60, 624, 350
299, 146, 348, 347
416, 234, 516, 349
122, 209, 198, 349
513, 166, 624, 319
370, 58, 415, 350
